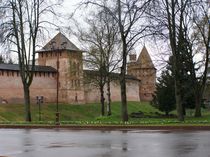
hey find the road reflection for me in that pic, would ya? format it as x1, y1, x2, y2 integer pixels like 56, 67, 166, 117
0, 129, 209, 157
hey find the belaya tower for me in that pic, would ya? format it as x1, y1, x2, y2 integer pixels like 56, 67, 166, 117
37, 32, 85, 103
127, 46, 156, 101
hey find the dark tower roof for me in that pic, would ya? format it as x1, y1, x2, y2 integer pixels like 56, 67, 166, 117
137, 46, 155, 69
37, 32, 81, 52
83, 70, 140, 81
0, 63, 57, 72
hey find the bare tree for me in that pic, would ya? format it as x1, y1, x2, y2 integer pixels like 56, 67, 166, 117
190, 1, 210, 117
0, 0, 61, 121
77, 10, 120, 116
80, 0, 152, 121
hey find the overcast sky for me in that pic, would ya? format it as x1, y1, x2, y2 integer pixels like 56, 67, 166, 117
1, 0, 207, 76
0, 0, 166, 74
58, 0, 164, 70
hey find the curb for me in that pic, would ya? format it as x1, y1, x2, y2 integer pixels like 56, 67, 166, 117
0, 125, 210, 130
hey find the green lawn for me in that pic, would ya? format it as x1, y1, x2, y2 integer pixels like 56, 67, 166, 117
0, 101, 210, 125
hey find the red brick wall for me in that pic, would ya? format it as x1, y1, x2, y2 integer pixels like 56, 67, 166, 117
84, 79, 140, 103
0, 70, 57, 104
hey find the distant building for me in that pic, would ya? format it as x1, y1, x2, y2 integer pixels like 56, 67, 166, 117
0, 33, 156, 104
127, 46, 156, 101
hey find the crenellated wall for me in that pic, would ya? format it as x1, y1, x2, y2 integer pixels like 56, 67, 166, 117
0, 70, 57, 104
0, 33, 146, 104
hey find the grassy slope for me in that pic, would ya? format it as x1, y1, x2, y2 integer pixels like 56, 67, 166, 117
0, 102, 210, 125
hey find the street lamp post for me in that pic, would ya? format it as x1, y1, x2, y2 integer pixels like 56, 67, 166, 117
50, 41, 60, 125
36, 96, 43, 121
50, 40, 67, 125
55, 48, 60, 125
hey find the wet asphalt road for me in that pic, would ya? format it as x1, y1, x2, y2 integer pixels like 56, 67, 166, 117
0, 129, 210, 157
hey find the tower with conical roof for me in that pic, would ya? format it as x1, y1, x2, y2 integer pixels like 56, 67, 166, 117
127, 46, 156, 101
37, 32, 84, 103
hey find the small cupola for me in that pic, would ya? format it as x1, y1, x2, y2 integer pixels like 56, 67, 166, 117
129, 48, 137, 62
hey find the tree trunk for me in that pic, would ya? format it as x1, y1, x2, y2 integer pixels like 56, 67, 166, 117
120, 48, 128, 122
120, 76, 128, 121
182, 104, 186, 116
175, 79, 184, 121
194, 93, 201, 117
107, 77, 111, 116
117, 0, 128, 122
165, 111, 169, 117
23, 84, 32, 122
100, 84, 105, 116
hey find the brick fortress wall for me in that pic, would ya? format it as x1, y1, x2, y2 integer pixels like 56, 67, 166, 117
84, 79, 140, 103
0, 33, 155, 104
0, 70, 57, 104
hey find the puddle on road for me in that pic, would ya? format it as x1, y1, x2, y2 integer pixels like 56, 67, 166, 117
47, 142, 77, 148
